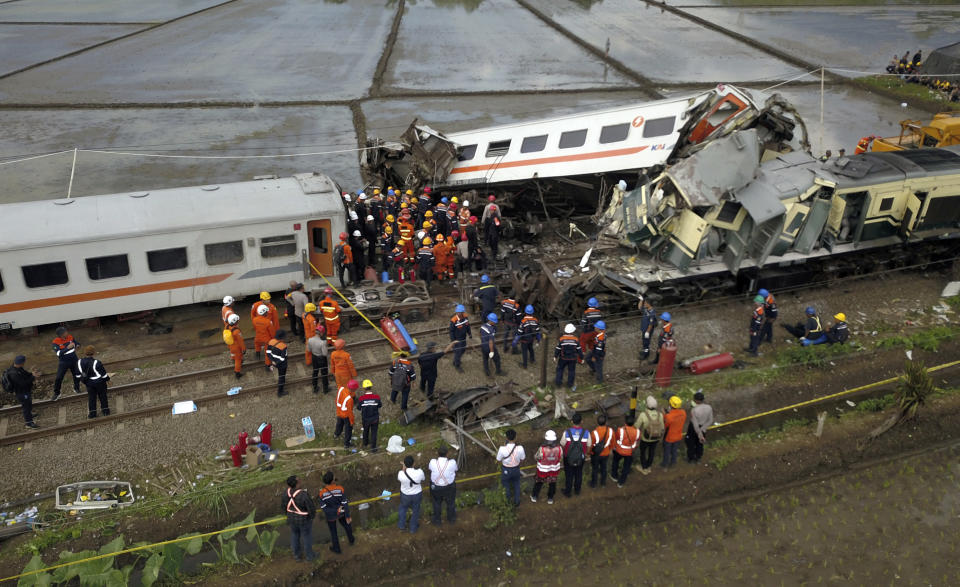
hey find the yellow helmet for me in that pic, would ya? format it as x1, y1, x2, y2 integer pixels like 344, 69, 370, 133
425, 210, 434, 218
304, 302, 317, 313
405, 189, 413, 196
422, 221, 432, 228
400, 202, 409, 209
451, 197, 460, 203
259, 291, 271, 301
422, 236, 433, 245
397, 238, 407, 245
386, 214, 395, 223
362, 379, 373, 388
834, 312, 846, 322
373, 188, 381, 195
669, 396, 682, 409
387, 186, 393, 191
411, 197, 419, 204
385, 225, 393, 234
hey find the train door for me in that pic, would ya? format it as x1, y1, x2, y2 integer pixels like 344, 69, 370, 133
900, 191, 926, 238
307, 220, 332, 276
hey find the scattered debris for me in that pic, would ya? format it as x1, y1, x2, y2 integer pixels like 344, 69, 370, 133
55, 481, 135, 511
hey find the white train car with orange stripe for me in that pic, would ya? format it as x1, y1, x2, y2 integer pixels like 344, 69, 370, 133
438, 84, 763, 188
0, 173, 346, 331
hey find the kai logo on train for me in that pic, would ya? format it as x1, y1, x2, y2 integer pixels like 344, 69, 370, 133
631, 116, 645, 128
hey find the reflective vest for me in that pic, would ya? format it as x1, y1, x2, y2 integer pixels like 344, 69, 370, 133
286, 488, 308, 515
763, 295, 778, 319
221, 305, 236, 325
536, 445, 563, 473
555, 334, 581, 360
592, 426, 613, 457
321, 298, 341, 323
500, 299, 519, 322
336, 386, 355, 417
267, 339, 287, 364
751, 306, 764, 331
581, 307, 602, 331
614, 426, 639, 456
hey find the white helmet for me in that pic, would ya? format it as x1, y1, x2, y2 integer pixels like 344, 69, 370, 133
463, 200, 470, 207
223, 296, 234, 306
366, 215, 374, 222
358, 192, 367, 200
349, 210, 358, 220
417, 231, 425, 240
564, 323, 576, 334
343, 194, 352, 202
256, 305, 269, 316
227, 314, 240, 325
544, 430, 557, 442
352, 230, 361, 237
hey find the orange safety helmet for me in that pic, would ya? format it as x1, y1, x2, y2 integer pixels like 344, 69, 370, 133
339, 232, 348, 241
334, 339, 346, 350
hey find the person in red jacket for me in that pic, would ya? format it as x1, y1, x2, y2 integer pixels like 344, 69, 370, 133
661, 395, 687, 468
531, 430, 563, 505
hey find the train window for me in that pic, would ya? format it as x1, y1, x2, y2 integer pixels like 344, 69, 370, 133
878, 197, 894, 212
642, 116, 676, 138
458, 144, 477, 161
22, 262, 68, 288
559, 129, 587, 149
520, 135, 548, 153
260, 235, 298, 258
86, 254, 130, 280
599, 123, 630, 144
204, 241, 244, 266
485, 140, 511, 158
147, 247, 188, 272
311, 227, 329, 254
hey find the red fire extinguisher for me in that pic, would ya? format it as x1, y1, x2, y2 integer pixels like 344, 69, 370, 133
258, 422, 272, 449
238, 430, 248, 449
655, 340, 677, 387
229, 444, 243, 467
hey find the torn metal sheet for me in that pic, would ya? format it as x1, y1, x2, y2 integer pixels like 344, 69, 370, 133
665, 129, 761, 207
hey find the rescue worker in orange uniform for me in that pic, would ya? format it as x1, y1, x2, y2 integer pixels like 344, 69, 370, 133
225, 314, 246, 379
610, 414, 639, 488
334, 379, 358, 448
302, 303, 319, 364
433, 232, 450, 281
330, 339, 358, 391
398, 213, 415, 262
854, 136, 875, 155
221, 295, 237, 326
319, 288, 343, 341
589, 414, 614, 488
252, 304, 277, 360
445, 233, 456, 279
251, 291, 279, 333
336, 232, 353, 287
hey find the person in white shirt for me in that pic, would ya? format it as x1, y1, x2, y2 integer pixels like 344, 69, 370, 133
428, 445, 458, 525
496, 429, 526, 506
397, 455, 425, 534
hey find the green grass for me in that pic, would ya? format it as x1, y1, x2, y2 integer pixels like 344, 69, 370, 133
857, 75, 952, 108
875, 325, 959, 352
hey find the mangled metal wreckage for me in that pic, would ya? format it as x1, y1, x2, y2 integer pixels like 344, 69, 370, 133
362, 84, 960, 315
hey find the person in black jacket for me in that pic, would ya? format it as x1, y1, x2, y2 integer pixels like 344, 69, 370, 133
79, 347, 111, 419
357, 380, 382, 452
4, 355, 39, 428
280, 475, 316, 562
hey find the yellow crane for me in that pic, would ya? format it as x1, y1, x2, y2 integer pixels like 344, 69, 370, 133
871, 111, 960, 151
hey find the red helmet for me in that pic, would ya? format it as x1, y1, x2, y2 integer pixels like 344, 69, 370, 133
339, 232, 348, 241
488, 194, 496, 202
423, 186, 432, 193
347, 379, 359, 390
324, 287, 333, 295
449, 202, 457, 211
315, 324, 326, 336
451, 230, 460, 238
461, 234, 469, 242
469, 215, 478, 224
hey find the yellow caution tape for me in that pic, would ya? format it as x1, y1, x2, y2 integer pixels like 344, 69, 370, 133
307, 260, 390, 344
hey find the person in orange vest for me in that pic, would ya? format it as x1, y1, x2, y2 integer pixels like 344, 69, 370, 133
747, 295, 764, 357
225, 314, 246, 379
251, 291, 279, 333
282, 475, 316, 562
444, 234, 456, 279
432, 233, 450, 281
266, 330, 289, 396
330, 338, 357, 391
335, 232, 353, 287
302, 303, 319, 364
661, 395, 687, 468
221, 295, 237, 326
51, 326, 82, 400
319, 288, 343, 341
854, 136, 875, 154
589, 414, 614, 488
334, 379, 358, 448
252, 304, 277, 361
397, 213, 415, 262
654, 312, 674, 364
610, 414, 639, 488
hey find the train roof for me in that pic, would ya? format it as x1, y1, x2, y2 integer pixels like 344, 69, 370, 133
1, 173, 342, 251
820, 145, 960, 189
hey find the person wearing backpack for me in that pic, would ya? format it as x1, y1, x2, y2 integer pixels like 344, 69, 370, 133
388, 351, 416, 411
561, 413, 590, 497
4, 355, 39, 429
637, 396, 665, 475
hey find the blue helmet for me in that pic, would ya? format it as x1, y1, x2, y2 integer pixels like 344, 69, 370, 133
758, 288, 769, 298
481, 274, 490, 284
660, 312, 671, 321
525, 304, 535, 315
455, 304, 465, 313
595, 320, 606, 330
587, 297, 599, 308
387, 189, 395, 196
441, 197, 449, 204
805, 306, 816, 315
487, 313, 498, 323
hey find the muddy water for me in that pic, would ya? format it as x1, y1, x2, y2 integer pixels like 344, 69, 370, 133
0, 24, 146, 77
0, 0, 228, 23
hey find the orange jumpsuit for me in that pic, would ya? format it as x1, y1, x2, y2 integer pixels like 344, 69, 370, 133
221, 305, 236, 326
227, 325, 246, 373
302, 313, 318, 364
251, 301, 279, 332
433, 240, 450, 280
398, 220, 415, 261
330, 349, 357, 390
320, 297, 342, 341
336, 385, 356, 426
444, 236, 455, 278
252, 314, 276, 355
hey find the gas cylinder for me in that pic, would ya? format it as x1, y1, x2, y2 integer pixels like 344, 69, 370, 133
379, 316, 410, 352
689, 352, 734, 375
229, 444, 243, 467
393, 317, 418, 354
655, 340, 677, 387
364, 266, 377, 282
258, 422, 273, 448
238, 430, 248, 450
